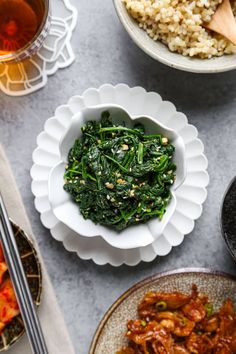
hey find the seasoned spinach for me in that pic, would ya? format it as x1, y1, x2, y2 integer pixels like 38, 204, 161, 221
64, 111, 176, 231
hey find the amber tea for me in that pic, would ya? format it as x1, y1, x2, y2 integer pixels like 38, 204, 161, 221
0, 0, 49, 61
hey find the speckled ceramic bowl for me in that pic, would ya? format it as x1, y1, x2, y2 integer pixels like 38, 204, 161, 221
89, 268, 236, 354
0, 221, 42, 352
221, 176, 236, 262
113, 0, 236, 73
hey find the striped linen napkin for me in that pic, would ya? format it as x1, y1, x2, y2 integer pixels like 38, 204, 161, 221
0, 144, 75, 354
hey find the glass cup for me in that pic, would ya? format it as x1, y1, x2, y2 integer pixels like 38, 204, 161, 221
0, 0, 50, 64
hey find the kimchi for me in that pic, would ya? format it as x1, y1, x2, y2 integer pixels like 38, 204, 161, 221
0, 246, 19, 332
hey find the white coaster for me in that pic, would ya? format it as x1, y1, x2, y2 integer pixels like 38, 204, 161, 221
0, 0, 77, 96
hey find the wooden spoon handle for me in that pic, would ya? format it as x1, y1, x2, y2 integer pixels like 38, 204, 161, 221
205, 0, 236, 46
225, 30, 236, 46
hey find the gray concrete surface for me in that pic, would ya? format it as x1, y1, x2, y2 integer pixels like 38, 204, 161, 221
1, 0, 236, 353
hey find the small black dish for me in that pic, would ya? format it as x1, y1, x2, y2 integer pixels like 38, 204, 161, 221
221, 176, 236, 262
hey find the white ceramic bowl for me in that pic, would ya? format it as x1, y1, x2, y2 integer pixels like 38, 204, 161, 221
48, 104, 186, 250
113, 0, 236, 73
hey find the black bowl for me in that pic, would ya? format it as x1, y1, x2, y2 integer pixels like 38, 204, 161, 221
221, 176, 236, 262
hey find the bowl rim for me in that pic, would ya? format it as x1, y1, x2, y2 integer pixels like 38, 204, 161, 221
113, 0, 236, 74
220, 175, 236, 262
89, 267, 236, 354
49, 103, 186, 250
1, 220, 42, 352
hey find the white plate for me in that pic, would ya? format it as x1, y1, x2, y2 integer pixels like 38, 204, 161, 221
31, 84, 209, 266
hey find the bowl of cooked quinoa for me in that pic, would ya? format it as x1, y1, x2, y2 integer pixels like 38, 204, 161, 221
113, 0, 236, 72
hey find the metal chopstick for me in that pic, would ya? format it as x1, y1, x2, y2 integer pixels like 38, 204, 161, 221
0, 193, 48, 354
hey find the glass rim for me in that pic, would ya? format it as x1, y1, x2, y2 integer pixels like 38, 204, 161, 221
0, 0, 50, 63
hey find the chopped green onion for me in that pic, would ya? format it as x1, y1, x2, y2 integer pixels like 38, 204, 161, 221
180, 316, 187, 326
205, 303, 214, 317
155, 301, 167, 311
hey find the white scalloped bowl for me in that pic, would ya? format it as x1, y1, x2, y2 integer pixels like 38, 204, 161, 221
31, 84, 209, 265
48, 104, 186, 250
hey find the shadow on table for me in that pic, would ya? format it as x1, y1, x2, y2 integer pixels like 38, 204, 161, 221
83, 236, 236, 280
116, 29, 236, 114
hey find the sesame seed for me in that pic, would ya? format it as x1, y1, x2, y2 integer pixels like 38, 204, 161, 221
105, 182, 114, 189
129, 190, 135, 197
162, 137, 168, 145
121, 144, 129, 151
117, 179, 126, 185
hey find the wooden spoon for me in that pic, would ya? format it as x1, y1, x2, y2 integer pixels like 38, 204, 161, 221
204, 0, 236, 46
